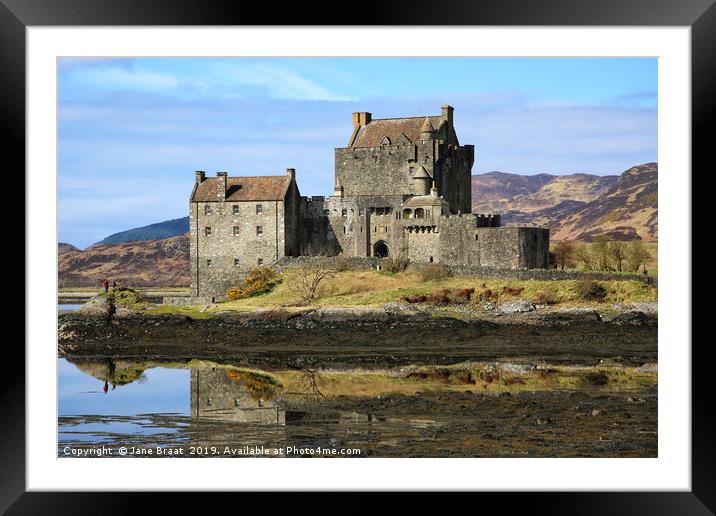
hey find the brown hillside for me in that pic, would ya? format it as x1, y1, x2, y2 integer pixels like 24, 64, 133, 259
551, 163, 657, 242
58, 234, 190, 288
473, 173, 617, 215
471, 163, 656, 242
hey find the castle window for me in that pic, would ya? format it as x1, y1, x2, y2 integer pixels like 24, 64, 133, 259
475, 234, 479, 241
204, 227, 212, 236
206, 259, 213, 267
256, 204, 263, 214
257, 258, 263, 266
204, 205, 212, 215
343, 226, 346, 235
234, 258, 240, 267
233, 226, 240, 236
233, 205, 239, 215
256, 226, 263, 236
414, 208, 425, 219
341, 209, 348, 217
359, 208, 364, 216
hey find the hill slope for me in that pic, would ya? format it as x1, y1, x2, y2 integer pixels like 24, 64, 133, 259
95, 217, 189, 246
59, 234, 190, 287
551, 163, 657, 241
472, 163, 656, 242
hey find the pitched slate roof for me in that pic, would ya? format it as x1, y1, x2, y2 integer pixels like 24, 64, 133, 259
191, 175, 290, 202
403, 194, 449, 207
351, 116, 444, 147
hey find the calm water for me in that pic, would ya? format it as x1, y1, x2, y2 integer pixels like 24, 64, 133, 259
58, 304, 83, 314
57, 357, 658, 458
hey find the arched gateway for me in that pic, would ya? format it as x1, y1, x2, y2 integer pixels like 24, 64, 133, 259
373, 241, 389, 258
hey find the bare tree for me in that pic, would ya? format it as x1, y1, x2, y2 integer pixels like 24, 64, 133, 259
574, 244, 594, 270
591, 235, 612, 271
288, 267, 335, 304
607, 241, 628, 272
626, 240, 652, 272
552, 241, 575, 271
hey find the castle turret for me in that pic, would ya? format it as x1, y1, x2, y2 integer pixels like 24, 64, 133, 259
419, 117, 434, 140
412, 165, 432, 196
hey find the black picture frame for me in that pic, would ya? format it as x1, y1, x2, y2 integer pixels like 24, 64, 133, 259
3, 0, 710, 513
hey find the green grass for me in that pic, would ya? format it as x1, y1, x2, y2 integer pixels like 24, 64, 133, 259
144, 304, 215, 319
201, 269, 657, 313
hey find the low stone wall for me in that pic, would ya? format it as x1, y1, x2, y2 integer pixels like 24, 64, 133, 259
273, 256, 657, 286
274, 255, 382, 271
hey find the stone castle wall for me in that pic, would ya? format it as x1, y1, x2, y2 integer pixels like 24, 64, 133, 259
190, 198, 289, 298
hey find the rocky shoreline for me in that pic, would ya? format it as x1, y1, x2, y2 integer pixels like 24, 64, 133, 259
58, 303, 657, 368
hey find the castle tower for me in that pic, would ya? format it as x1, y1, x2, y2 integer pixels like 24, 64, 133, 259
419, 117, 434, 140
412, 165, 432, 196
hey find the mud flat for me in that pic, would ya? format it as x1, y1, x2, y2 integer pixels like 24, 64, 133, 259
58, 309, 657, 367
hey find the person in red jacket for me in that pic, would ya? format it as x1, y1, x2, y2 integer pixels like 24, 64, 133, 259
102, 278, 109, 293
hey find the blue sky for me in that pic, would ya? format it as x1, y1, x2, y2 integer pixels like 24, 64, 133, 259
58, 57, 657, 248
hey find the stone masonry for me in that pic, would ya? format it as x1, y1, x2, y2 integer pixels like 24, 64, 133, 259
189, 105, 549, 298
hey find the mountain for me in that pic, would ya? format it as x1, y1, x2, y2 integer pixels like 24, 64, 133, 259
472, 163, 657, 242
471, 172, 555, 212
551, 163, 658, 241
473, 172, 618, 215
58, 242, 80, 255
95, 217, 189, 246
58, 234, 189, 287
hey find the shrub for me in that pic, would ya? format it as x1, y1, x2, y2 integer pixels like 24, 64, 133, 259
226, 267, 280, 300
334, 256, 349, 272
383, 254, 410, 273
287, 267, 334, 304
533, 288, 560, 305
575, 279, 607, 301
419, 263, 450, 281
106, 287, 145, 307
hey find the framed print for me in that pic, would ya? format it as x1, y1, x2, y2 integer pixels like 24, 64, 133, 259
4, 0, 712, 512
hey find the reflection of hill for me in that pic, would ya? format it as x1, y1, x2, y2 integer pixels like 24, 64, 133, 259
67, 358, 149, 387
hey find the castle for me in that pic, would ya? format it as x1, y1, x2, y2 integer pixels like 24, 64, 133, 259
189, 105, 549, 297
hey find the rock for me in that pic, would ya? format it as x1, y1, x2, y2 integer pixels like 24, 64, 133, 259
631, 301, 657, 314
75, 295, 113, 317
499, 300, 536, 314
381, 302, 422, 315
555, 307, 602, 321
113, 305, 138, 318
591, 409, 601, 417
635, 363, 658, 373
611, 310, 653, 325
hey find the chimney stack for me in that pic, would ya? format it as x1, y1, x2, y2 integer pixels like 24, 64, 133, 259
217, 171, 228, 199
352, 111, 372, 129
441, 105, 454, 126
286, 168, 296, 182
195, 170, 206, 184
